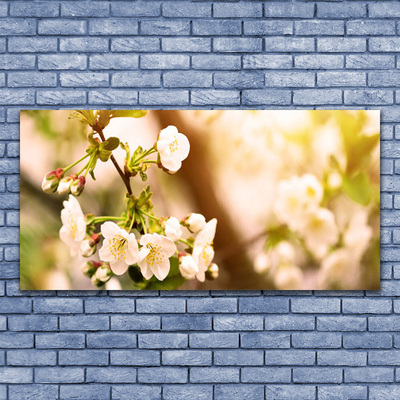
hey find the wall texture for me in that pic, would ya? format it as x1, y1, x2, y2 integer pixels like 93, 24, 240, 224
0, 0, 399, 399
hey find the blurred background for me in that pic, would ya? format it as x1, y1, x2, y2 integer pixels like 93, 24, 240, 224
20, 110, 380, 290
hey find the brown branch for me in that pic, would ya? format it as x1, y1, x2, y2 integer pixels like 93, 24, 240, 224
96, 128, 132, 195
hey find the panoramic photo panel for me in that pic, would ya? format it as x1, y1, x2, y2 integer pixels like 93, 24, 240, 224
20, 110, 380, 290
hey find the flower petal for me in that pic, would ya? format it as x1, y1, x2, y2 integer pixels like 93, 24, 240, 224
110, 259, 129, 276
101, 221, 122, 239
152, 258, 171, 281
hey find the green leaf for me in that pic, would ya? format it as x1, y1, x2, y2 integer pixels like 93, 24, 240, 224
102, 137, 120, 151
69, 110, 95, 125
111, 110, 148, 119
342, 171, 371, 206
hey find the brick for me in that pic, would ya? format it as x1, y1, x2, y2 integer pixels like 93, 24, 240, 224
111, 315, 160, 330
191, 90, 239, 106
111, 38, 159, 52
190, 367, 239, 383
318, 38, 366, 53
90, 54, 138, 70
318, 71, 366, 87
89, 19, 138, 35
138, 367, 187, 383
38, 54, 87, 70
192, 55, 241, 70
36, 333, 82, 349
163, 2, 210, 18
370, 38, 400, 53
347, 20, 395, 36
215, 385, 264, 399
187, 298, 237, 313
7, 349, 56, 366
60, 72, 109, 88
214, 350, 263, 366
265, 386, 316, 400
344, 90, 393, 105
296, 20, 344, 36
86, 367, 137, 383
239, 297, 289, 313
292, 333, 341, 349
369, 71, 400, 87
214, 38, 262, 53
37, 90, 86, 105
214, 315, 263, 331
60, 38, 108, 53
242, 89, 291, 105
293, 367, 342, 383
346, 55, 395, 69
39, 19, 86, 35
265, 350, 315, 365
136, 298, 185, 313
0, 367, 32, 383
163, 71, 211, 88
140, 90, 188, 106
343, 299, 391, 314
89, 90, 138, 105
343, 333, 392, 349
163, 385, 212, 400
0, 297, 31, 314
60, 315, 109, 331
369, 2, 400, 18
213, 3, 262, 18
11, 2, 59, 17
243, 55, 292, 70
265, 315, 314, 331
369, 316, 400, 331
9, 37, 57, 53
141, 54, 189, 70
294, 89, 343, 105
241, 332, 290, 349
317, 316, 366, 331
111, 2, 159, 17
6, 143, 19, 158
33, 298, 82, 314
292, 298, 340, 314
265, 37, 314, 52
296, 55, 344, 69
60, 385, 110, 399
9, 72, 56, 88
59, 350, 109, 366
244, 20, 292, 36
0, 55, 35, 70
265, 2, 314, 18
112, 385, 161, 400
112, 71, 160, 88
193, 20, 241, 36
110, 350, 159, 366
0, 332, 33, 348
318, 386, 367, 400
162, 315, 211, 331
8, 315, 57, 331
345, 367, 393, 383
162, 350, 211, 366
9, 385, 58, 399
61, 2, 109, 17
162, 38, 211, 53
139, 333, 187, 349
85, 298, 135, 313
0, 19, 36, 35
35, 367, 84, 383
369, 350, 400, 366
317, 3, 366, 18
141, 21, 189, 36
189, 333, 239, 348
318, 350, 366, 366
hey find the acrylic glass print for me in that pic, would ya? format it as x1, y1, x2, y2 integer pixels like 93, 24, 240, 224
20, 110, 380, 291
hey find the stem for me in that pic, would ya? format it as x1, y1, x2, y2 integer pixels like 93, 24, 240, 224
179, 238, 192, 247
138, 208, 159, 221
128, 215, 135, 232
63, 151, 92, 173
142, 160, 158, 164
139, 212, 147, 234
92, 216, 125, 224
96, 128, 132, 195
134, 148, 156, 165
77, 160, 90, 176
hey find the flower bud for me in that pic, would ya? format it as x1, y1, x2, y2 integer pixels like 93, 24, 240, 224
93, 264, 112, 285
183, 213, 206, 234
81, 261, 102, 277
80, 239, 97, 258
205, 263, 219, 280
42, 168, 64, 194
57, 177, 73, 195
164, 216, 182, 241
71, 176, 86, 196
179, 255, 198, 280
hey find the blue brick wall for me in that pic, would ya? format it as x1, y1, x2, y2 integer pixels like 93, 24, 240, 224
0, 0, 399, 398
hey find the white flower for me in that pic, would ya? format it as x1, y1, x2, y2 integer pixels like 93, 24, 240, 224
138, 233, 176, 281
274, 174, 323, 229
192, 218, 217, 282
298, 208, 339, 259
80, 239, 96, 258
157, 125, 190, 173
179, 255, 199, 280
318, 248, 359, 290
99, 222, 140, 276
96, 265, 111, 282
186, 213, 206, 233
254, 241, 296, 275
274, 264, 303, 290
105, 277, 122, 290
57, 177, 73, 195
343, 211, 372, 262
254, 252, 271, 274
164, 217, 182, 241
59, 195, 86, 256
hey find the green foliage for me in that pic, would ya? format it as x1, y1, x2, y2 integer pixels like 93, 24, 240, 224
111, 110, 148, 119
342, 171, 371, 206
